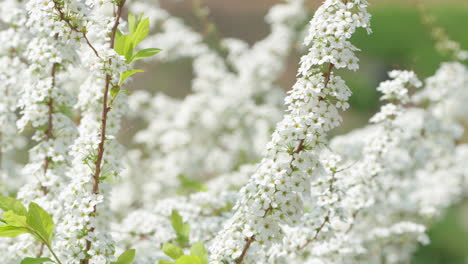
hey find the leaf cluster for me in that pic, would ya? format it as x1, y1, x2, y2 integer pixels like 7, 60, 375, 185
0, 196, 55, 264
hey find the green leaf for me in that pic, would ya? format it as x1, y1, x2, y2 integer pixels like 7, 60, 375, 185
170, 210, 184, 235
128, 13, 137, 34
26, 203, 54, 244
162, 243, 184, 260
114, 32, 128, 56
170, 210, 190, 245
3, 211, 28, 227
158, 260, 174, 264
190, 242, 208, 264
20, 257, 55, 264
178, 224, 190, 245
111, 249, 136, 264
177, 175, 207, 195
0, 195, 27, 216
175, 256, 202, 264
0, 225, 29, 237
119, 69, 144, 85
110, 85, 120, 99
124, 40, 135, 62
130, 48, 161, 62
132, 17, 149, 46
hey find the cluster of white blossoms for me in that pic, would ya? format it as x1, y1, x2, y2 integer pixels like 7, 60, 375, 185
117, 0, 307, 205
209, 1, 371, 263
2, 0, 468, 264
1, 0, 135, 263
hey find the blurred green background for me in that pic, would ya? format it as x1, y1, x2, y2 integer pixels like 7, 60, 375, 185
135, 0, 468, 262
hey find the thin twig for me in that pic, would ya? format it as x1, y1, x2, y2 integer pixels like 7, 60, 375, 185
81, 1, 126, 263
52, 0, 101, 58
235, 236, 255, 264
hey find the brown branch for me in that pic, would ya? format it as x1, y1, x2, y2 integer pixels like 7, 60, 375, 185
298, 212, 330, 251
81, 1, 126, 263
42, 62, 58, 189
37, 243, 45, 257
235, 236, 255, 264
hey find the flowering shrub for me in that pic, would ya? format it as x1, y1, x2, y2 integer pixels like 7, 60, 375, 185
0, 0, 467, 264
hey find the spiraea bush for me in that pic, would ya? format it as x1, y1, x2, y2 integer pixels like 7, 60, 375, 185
0, 0, 467, 264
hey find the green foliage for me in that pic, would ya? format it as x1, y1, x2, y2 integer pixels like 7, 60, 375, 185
20, 257, 55, 264
130, 48, 161, 63
162, 243, 184, 260
27, 202, 55, 244
114, 12, 160, 64
0, 196, 62, 263
111, 249, 136, 264
0, 197, 54, 245
189, 242, 208, 264
119, 69, 144, 86
159, 242, 208, 264
112, 12, 161, 104
174, 256, 202, 264
0, 195, 28, 216
0, 225, 29, 237
170, 210, 190, 246
177, 175, 207, 195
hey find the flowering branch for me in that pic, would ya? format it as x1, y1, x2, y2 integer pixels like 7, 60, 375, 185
209, 1, 371, 263
51, 0, 101, 58
81, 2, 127, 264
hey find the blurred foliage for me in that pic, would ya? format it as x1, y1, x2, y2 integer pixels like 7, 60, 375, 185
343, 6, 468, 123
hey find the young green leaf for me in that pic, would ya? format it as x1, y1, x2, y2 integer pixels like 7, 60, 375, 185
170, 210, 190, 245
110, 85, 120, 99
111, 249, 136, 264
162, 243, 184, 260
130, 48, 161, 62
190, 242, 208, 264
119, 69, 144, 86
132, 18, 149, 46
170, 210, 184, 235
0, 225, 29, 237
178, 223, 190, 245
0, 195, 28, 216
174, 256, 202, 264
177, 175, 207, 195
114, 33, 129, 56
26, 202, 54, 244
128, 12, 137, 34
124, 40, 135, 62
3, 211, 28, 227
20, 257, 55, 264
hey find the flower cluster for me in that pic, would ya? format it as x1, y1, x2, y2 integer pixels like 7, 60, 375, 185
209, 1, 371, 263
1, 1, 468, 264
120, 0, 306, 204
